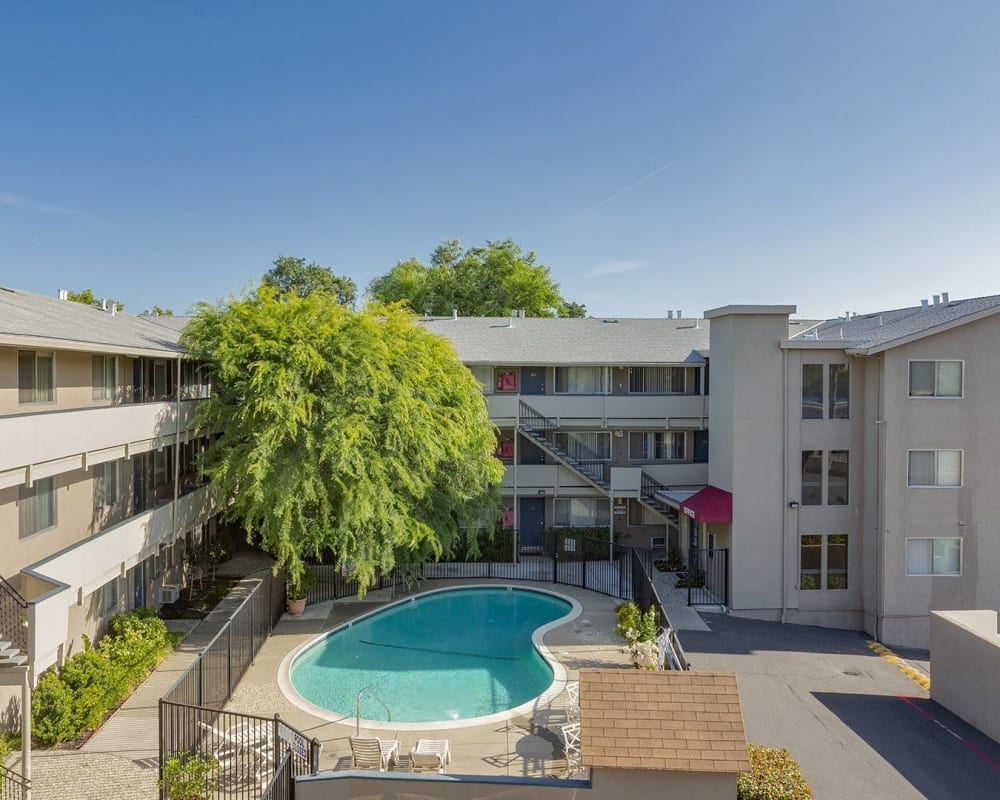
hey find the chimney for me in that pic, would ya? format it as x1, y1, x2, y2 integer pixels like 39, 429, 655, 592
932, 294, 940, 306
452, 309, 458, 320
667, 311, 674, 319
110, 304, 117, 316
920, 299, 929, 311
942, 291, 950, 304
508, 311, 515, 328
676, 310, 682, 319
101, 298, 108, 311
57, 289, 68, 300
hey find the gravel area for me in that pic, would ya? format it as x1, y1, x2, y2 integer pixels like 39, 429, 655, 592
4, 751, 158, 800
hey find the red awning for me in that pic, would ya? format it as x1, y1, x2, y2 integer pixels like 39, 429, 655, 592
681, 485, 732, 524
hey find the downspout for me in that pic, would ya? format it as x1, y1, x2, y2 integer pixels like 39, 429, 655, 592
173, 357, 182, 542
874, 356, 885, 641
512, 401, 519, 562
780, 348, 788, 624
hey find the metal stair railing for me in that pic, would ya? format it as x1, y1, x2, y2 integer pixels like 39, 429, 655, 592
0, 763, 31, 799
0, 574, 28, 655
518, 401, 609, 486
639, 471, 673, 513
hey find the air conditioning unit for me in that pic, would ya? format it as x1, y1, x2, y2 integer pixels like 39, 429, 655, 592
158, 585, 180, 604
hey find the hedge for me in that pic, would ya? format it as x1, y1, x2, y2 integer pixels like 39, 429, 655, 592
738, 744, 813, 800
32, 609, 177, 745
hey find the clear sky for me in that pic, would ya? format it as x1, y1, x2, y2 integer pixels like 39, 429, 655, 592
2, 1, 998, 319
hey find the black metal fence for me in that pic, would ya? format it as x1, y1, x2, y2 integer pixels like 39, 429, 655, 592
0, 574, 28, 654
0, 764, 30, 800
630, 549, 690, 670
687, 548, 729, 606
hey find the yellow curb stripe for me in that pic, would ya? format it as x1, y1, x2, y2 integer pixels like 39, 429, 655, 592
867, 640, 931, 691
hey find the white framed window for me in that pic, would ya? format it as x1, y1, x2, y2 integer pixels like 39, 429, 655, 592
18, 350, 55, 404
102, 578, 119, 614
627, 498, 661, 526
799, 534, 848, 590
554, 431, 611, 461
629, 366, 687, 394
909, 360, 963, 398
629, 431, 685, 461
153, 360, 169, 399
154, 544, 168, 578
19, 477, 57, 537
907, 450, 962, 487
93, 461, 119, 508
554, 498, 610, 528
802, 363, 850, 419
554, 367, 609, 394
906, 537, 962, 576
494, 369, 518, 393
92, 355, 117, 400
468, 365, 494, 394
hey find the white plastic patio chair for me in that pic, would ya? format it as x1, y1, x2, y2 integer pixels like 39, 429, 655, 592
559, 722, 582, 775
409, 738, 451, 773
564, 681, 580, 720
350, 735, 399, 771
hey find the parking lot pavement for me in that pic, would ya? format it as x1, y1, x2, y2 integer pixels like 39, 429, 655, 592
679, 613, 1000, 800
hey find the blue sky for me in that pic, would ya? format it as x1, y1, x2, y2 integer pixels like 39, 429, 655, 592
2, 2, 999, 319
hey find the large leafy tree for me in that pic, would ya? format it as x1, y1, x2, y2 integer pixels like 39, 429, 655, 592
263, 255, 357, 307
181, 287, 503, 590
367, 239, 586, 317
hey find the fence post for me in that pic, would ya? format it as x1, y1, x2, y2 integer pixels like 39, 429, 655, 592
250, 587, 256, 663
157, 699, 164, 800
227, 622, 233, 695
552, 534, 558, 584
197, 656, 203, 707
311, 737, 322, 773
582, 537, 588, 592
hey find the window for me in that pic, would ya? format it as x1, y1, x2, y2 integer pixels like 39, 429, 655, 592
92, 355, 117, 400
468, 366, 494, 393
102, 578, 119, 614
554, 498, 610, 528
555, 367, 609, 394
19, 477, 57, 537
627, 499, 661, 526
629, 431, 685, 461
496, 433, 515, 460
829, 364, 850, 419
906, 538, 962, 576
800, 534, 848, 590
495, 369, 517, 393
93, 461, 119, 508
802, 365, 823, 419
554, 431, 611, 461
802, 450, 849, 505
153, 360, 168, 399
18, 350, 54, 404
629, 366, 687, 394
154, 544, 168, 578
801, 363, 849, 419
909, 360, 962, 398
908, 450, 962, 487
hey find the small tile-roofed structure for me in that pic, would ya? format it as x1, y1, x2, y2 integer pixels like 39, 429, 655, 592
579, 668, 750, 773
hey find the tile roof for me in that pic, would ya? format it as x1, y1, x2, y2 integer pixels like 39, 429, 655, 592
0, 287, 185, 354
802, 294, 1000, 352
579, 668, 750, 773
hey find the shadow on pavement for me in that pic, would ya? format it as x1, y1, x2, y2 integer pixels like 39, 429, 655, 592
679, 613, 877, 658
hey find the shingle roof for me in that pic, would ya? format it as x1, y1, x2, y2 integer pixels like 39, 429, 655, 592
579, 668, 750, 773
0, 287, 185, 354
802, 294, 1000, 352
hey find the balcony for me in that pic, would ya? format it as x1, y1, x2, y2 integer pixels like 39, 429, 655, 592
499, 464, 597, 492
486, 394, 707, 428
0, 399, 203, 476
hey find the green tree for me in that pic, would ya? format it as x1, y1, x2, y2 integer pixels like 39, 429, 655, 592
181, 287, 503, 590
263, 255, 357, 307
67, 288, 124, 312
367, 239, 584, 317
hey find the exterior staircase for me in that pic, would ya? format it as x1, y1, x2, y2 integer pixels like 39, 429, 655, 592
517, 400, 675, 518
0, 574, 29, 670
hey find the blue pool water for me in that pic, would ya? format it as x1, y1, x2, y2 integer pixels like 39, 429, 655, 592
289, 587, 572, 722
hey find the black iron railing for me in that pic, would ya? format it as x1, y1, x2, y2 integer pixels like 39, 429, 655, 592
630, 549, 690, 670
0, 763, 30, 800
686, 548, 729, 607
517, 401, 609, 486
0, 574, 28, 655
639, 471, 671, 509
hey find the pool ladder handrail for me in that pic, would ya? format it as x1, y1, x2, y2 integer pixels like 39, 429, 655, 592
356, 686, 392, 735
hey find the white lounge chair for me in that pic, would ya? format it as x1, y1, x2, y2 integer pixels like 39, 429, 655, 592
350, 735, 399, 771
410, 738, 451, 773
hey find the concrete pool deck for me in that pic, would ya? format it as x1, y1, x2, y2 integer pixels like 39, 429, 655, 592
223, 579, 633, 778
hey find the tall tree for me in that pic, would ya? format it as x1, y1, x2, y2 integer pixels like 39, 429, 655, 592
67, 288, 124, 312
263, 255, 357, 307
367, 239, 585, 317
181, 287, 503, 590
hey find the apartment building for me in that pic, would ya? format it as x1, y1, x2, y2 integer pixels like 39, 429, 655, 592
427, 295, 1000, 649
0, 288, 221, 701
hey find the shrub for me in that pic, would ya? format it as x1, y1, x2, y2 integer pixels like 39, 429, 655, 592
160, 752, 220, 800
738, 744, 813, 800
614, 601, 658, 644
31, 669, 77, 745
666, 546, 686, 571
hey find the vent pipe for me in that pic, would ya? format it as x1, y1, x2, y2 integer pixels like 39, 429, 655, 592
920, 299, 929, 311
676, 310, 682, 319
452, 309, 458, 320
932, 294, 940, 306
666, 311, 673, 319
942, 291, 950, 304
57, 289, 68, 300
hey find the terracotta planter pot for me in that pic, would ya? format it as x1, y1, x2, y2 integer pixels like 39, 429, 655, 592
287, 597, 307, 616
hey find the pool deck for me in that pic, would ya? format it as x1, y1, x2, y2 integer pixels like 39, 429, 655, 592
224, 579, 632, 778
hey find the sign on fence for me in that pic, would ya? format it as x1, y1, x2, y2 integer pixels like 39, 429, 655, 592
279, 723, 309, 760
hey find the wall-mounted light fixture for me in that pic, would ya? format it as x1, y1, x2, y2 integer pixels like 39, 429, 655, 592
537, 489, 546, 496
788, 501, 800, 509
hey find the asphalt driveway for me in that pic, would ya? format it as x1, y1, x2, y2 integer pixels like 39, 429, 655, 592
678, 614, 1000, 800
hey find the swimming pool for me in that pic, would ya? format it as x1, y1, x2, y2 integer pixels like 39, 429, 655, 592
282, 586, 577, 727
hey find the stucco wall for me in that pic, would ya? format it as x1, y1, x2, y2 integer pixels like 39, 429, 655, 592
929, 610, 1000, 744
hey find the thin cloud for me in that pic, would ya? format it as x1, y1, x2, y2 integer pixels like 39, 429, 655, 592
0, 191, 93, 221
589, 159, 680, 210
587, 259, 647, 276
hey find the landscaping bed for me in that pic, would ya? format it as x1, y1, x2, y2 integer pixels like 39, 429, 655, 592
158, 578, 238, 620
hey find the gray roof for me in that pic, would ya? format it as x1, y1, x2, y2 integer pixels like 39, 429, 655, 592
803, 294, 1000, 352
137, 315, 193, 333
0, 287, 185, 354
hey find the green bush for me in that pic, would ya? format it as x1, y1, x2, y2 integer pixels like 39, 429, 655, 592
738, 744, 813, 800
32, 610, 177, 745
160, 752, 219, 800
614, 600, 658, 644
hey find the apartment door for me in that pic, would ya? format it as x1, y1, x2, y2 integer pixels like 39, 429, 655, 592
521, 367, 545, 395
519, 497, 546, 551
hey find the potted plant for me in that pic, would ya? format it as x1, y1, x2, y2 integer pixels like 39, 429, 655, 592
286, 569, 317, 615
